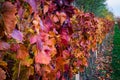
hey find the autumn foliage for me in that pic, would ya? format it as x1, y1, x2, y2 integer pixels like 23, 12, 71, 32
0, 0, 114, 80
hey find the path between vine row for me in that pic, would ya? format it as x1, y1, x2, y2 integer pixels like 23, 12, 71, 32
94, 30, 113, 80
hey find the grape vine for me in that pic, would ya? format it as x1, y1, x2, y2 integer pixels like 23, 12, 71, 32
0, 0, 114, 80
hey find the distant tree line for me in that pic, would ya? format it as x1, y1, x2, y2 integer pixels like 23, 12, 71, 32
73, 0, 114, 19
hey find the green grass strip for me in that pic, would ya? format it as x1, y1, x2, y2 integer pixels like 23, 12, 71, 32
112, 24, 120, 80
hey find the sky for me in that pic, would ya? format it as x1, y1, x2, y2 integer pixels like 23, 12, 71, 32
106, 0, 120, 17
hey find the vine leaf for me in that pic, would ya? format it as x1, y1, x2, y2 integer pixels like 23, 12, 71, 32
12, 63, 34, 80
0, 41, 10, 50
10, 43, 20, 52
56, 57, 66, 71
51, 14, 59, 23
21, 57, 33, 67
0, 67, 6, 80
2, 1, 17, 34
25, 0, 37, 13
30, 35, 37, 44
56, 71, 61, 79
35, 51, 51, 65
16, 44, 29, 60
0, 60, 7, 68
11, 29, 23, 42
56, 12, 67, 25
44, 5, 49, 14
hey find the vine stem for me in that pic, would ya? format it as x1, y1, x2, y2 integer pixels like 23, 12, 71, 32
17, 61, 21, 80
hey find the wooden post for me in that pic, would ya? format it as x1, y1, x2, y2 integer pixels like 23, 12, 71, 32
75, 72, 80, 80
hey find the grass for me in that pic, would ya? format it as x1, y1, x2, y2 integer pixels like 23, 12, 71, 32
112, 24, 120, 80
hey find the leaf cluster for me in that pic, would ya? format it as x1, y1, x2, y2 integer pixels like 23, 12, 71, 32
0, 0, 114, 80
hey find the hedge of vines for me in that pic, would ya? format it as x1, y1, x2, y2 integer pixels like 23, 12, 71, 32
0, 0, 114, 80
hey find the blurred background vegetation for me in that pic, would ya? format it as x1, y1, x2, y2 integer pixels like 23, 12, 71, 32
73, 0, 114, 20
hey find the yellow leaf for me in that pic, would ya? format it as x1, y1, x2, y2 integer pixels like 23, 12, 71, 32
0, 60, 7, 67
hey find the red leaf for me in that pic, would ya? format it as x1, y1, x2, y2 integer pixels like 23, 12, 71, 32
0, 68, 6, 80
10, 43, 20, 52
60, 28, 70, 46
2, 1, 17, 34
0, 41, 10, 50
56, 71, 61, 79
11, 29, 23, 42
35, 51, 51, 65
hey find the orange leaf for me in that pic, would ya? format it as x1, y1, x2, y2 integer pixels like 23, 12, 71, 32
35, 51, 51, 65
2, 1, 17, 34
59, 12, 66, 25
0, 60, 7, 68
56, 57, 66, 71
16, 44, 29, 60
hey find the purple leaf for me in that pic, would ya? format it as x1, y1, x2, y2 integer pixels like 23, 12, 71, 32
36, 39, 43, 50
25, 0, 37, 13
18, 7, 24, 19
43, 16, 53, 32
40, 19, 45, 31
30, 35, 37, 44
0, 41, 10, 50
11, 29, 23, 42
